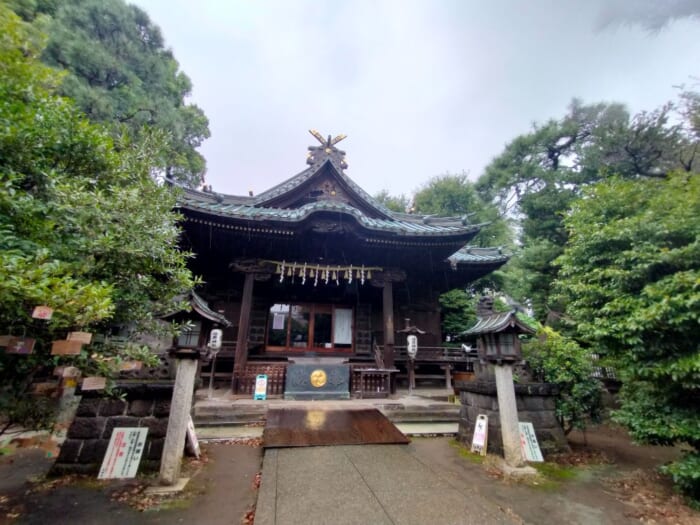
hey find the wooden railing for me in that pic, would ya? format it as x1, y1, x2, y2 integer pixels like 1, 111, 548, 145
350, 365, 397, 398
394, 345, 476, 363
236, 362, 288, 396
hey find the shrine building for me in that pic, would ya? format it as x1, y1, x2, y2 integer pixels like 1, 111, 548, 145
173, 131, 508, 397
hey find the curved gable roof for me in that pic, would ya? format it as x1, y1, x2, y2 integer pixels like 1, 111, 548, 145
175, 133, 487, 241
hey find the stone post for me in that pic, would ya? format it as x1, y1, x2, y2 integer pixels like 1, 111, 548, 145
494, 364, 524, 467
159, 349, 200, 486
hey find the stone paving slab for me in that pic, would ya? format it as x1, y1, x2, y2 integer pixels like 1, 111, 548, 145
255, 444, 510, 525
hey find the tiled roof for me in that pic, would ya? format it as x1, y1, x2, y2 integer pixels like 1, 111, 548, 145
253, 159, 394, 218
178, 192, 481, 237
462, 311, 535, 335
174, 154, 490, 238
448, 247, 510, 266
190, 291, 232, 327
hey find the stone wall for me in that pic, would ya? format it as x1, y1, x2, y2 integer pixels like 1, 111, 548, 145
52, 382, 173, 475
456, 380, 569, 456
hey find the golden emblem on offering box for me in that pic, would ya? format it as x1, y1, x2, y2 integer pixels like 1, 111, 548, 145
309, 369, 327, 388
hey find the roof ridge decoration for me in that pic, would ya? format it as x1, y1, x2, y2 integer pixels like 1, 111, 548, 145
307, 129, 348, 170
251, 130, 396, 220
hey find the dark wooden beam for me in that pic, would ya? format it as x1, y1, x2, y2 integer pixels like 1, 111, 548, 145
382, 280, 395, 368
232, 272, 255, 392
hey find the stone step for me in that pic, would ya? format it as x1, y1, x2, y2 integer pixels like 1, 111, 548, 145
194, 405, 460, 428
380, 409, 460, 423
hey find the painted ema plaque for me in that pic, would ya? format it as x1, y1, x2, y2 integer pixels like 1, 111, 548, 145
98, 427, 148, 479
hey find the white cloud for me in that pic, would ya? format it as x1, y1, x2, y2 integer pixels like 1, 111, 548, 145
133, 0, 700, 196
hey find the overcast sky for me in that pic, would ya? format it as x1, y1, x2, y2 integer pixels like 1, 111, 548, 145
132, 0, 700, 198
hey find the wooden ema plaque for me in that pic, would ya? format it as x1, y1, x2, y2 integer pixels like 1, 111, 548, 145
6, 337, 36, 354
51, 340, 83, 355
31, 305, 53, 320
0, 335, 12, 347
119, 361, 143, 372
81, 376, 107, 391
67, 331, 92, 344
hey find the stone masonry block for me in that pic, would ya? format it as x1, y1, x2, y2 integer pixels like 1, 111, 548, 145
78, 439, 110, 463
75, 398, 101, 417
98, 399, 127, 417
103, 416, 140, 438
128, 399, 154, 417
56, 439, 83, 463
153, 400, 171, 417
139, 417, 168, 438
68, 417, 106, 439
147, 438, 165, 460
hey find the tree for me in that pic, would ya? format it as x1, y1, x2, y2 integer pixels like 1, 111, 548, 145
477, 99, 690, 321
555, 172, 700, 502
438, 289, 477, 340
0, 6, 195, 431
373, 189, 410, 213
413, 172, 512, 248
10, 0, 210, 187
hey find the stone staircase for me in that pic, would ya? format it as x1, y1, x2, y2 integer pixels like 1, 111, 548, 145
192, 390, 460, 440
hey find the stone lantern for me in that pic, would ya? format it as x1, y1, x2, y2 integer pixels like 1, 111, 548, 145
464, 307, 534, 468
468, 311, 530, 364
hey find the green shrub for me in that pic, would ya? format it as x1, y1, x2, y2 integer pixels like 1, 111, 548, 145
523, 326, 604, 434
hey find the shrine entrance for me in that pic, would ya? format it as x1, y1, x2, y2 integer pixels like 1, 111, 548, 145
266, 303, 354, 353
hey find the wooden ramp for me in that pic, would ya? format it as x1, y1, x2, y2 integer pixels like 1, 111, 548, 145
263, 408, 410, 448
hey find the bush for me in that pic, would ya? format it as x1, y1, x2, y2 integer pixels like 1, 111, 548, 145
661, 452, 700, 507
522, 326, 604, 434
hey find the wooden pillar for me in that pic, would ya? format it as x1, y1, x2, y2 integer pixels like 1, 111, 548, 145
232, 272, 255, 392
382, 280, 395, 369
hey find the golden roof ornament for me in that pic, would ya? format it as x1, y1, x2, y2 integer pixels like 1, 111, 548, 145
307, 129, 348, 169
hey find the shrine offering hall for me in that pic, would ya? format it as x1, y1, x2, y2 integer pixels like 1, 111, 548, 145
173, 131, 508, 397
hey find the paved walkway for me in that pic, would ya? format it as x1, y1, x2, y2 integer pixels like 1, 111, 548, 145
255, 443, 510, 525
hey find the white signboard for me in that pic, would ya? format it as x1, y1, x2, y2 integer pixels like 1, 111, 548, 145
98, 427, 148, 479
254, 374, 268, 400
470, 414, 488, 455
519, 422, 544, 462
185, 416, 200, 458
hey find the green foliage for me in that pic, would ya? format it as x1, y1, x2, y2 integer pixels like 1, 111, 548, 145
414, 172, 512, 248
439, 289, 477, 339
477, 98, 693, 322
13, 0, 210, 187
0, 6, 195, 431
373, 189, 410, 213
662, 452, 700, 505
522, 327, 604, 434
0, 352, 57, 435
555, 172, 699, 502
